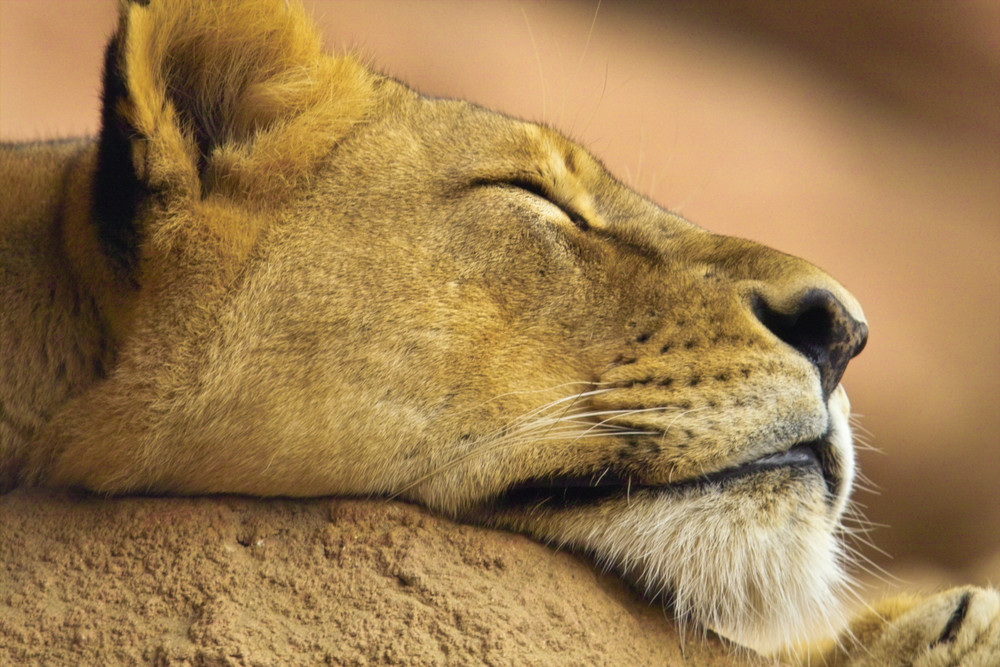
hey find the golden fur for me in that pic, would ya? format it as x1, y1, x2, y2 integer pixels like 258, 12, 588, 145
1, 0, 997, 662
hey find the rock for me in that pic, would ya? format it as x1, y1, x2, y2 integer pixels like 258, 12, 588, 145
0, 489, 749, 665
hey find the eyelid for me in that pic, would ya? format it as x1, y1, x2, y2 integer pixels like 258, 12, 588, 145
472, 177, 590, 231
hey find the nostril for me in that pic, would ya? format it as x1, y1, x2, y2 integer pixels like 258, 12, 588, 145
754, 298, 832, 369
752, 289, 868, 397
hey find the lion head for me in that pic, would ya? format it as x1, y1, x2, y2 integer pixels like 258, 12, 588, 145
18, 0, 867, 650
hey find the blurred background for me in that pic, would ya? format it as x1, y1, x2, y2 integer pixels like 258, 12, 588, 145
3, 1, 998, 598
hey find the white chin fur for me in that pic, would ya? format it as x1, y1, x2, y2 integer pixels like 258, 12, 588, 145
498, 386, 857, 652
608, 485, 846, 652
826, 384, 857, 519
528, 476, 849, 653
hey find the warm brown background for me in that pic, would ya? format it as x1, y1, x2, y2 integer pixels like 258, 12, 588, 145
2, 0, 998, 591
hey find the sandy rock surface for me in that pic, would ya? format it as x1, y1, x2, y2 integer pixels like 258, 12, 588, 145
0, 489, 746, 666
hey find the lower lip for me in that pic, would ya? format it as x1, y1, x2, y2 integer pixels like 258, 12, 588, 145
496, 441, 830, 508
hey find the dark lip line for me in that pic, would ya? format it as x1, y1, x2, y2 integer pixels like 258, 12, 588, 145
495, 439, 835, 508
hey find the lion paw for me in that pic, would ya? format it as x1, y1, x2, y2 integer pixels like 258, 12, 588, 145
823, 587, 1000, 666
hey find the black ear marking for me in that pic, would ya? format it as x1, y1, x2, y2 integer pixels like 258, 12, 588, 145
932, 591, 972, 647
92, 23, 145, 283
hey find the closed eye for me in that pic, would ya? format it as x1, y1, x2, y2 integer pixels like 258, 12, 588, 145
472, 177, 590, 231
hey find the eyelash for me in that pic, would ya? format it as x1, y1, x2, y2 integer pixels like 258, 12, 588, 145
475, 178, 590, 232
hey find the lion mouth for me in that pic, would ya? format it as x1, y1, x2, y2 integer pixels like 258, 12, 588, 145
497, 439, 836, 508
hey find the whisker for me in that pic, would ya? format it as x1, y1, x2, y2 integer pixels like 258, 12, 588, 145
520, 6, 547, 121
390, 384, 617, 497
567, 0, 602, 135
446, 382, 607, 422
529, 433, 654, 446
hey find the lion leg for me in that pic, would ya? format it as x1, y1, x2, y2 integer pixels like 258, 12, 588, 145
800, 587, 1000, 666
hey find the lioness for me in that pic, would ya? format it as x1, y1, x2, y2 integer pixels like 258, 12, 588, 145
1, 0, 997, 663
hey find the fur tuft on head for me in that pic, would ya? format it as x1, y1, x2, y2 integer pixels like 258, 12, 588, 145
92, 0, 376, 277
114, 0, 373, 200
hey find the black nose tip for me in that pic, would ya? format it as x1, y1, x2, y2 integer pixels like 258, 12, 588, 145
753, 289, 868, 397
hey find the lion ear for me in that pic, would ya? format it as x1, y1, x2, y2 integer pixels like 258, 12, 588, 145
94, 0, 374, 272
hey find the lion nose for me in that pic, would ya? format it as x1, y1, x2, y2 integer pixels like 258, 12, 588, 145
752, 289, 868, 397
